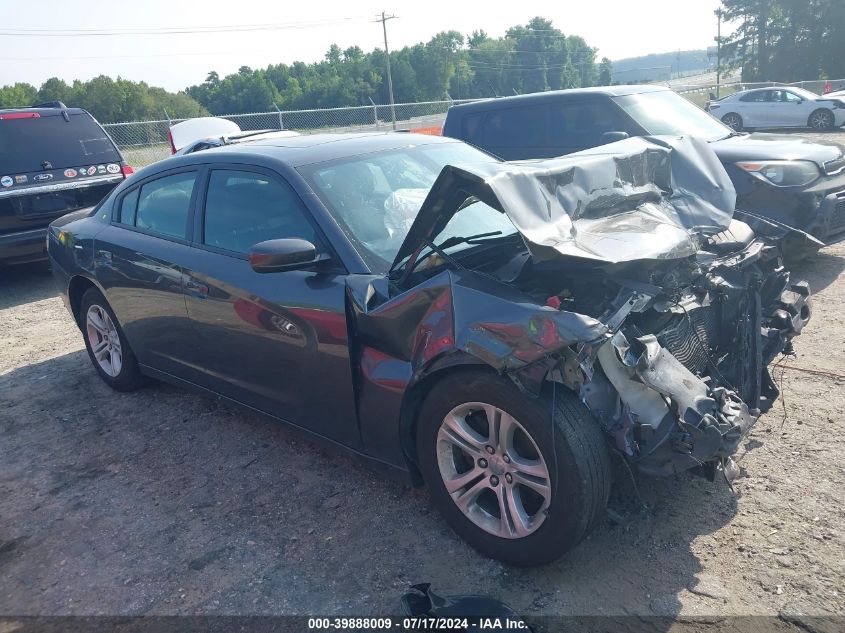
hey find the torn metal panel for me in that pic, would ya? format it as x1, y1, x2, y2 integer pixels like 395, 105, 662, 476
391, 135, 737, 268
349, 269, 608, 375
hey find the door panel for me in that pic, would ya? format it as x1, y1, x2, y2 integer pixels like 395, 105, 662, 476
182, 166, 359, 447
93, 169, 200, 376
182, 251, 359, 447
94, 224, 195, 375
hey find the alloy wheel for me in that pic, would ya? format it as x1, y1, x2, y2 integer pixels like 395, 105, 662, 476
436, 402, 552, 539
722, 113, 742, 131
85, 304, 123, 377
809, 110, 833, 130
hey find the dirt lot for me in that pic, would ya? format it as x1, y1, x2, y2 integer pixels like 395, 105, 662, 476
2, 135, 845, 620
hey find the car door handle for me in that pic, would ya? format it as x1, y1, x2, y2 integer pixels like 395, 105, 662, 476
185, 279, 209, 299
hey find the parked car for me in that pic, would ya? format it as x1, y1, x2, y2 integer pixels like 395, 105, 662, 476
707, 87, 845, 131
169, 116, 300, 156
167, 116, 242, 154
442, 85, 845, 249
48, 132, 810, 565
175, 129, 300, 155
0, 102, 133, 265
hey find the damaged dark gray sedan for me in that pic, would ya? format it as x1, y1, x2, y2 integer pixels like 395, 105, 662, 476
47, 133, 811, 566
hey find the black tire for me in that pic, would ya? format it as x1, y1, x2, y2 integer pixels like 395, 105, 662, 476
416, 370, 611, 566
721, 112, 744, 131
79, 287, 145, 392
808, 109, 834, 131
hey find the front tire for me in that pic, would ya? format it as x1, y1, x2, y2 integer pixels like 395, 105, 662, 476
808, 109, 834, 131
80, 287, 145, 392
416, 370, 611, 566
721, 112, 744, 131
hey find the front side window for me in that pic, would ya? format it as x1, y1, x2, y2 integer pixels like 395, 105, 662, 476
548, 99, 631, 147
202, 170, 317, 254
133, 171, 197, 239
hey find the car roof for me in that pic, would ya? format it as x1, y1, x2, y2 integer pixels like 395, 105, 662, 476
168, 132, 466, 168
0, 106, 90, 117
447, 84, 671, 114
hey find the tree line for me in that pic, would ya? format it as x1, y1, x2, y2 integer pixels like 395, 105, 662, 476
0, 17, 611, 123
0, 76, 207, 123
186, 17, 613, 115
721, 0, 845, 82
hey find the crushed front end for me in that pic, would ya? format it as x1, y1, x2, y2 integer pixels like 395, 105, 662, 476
544, 234, 811, 478
381, 134, 812, 479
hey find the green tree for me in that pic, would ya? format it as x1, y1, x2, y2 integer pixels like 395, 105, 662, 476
0, 83, 38, 108
598, 57, 613, 85
720, 0, 845, 81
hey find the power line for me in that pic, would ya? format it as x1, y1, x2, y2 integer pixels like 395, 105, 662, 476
0, 17, 370, 37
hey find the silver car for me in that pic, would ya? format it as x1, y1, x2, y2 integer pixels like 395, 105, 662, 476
707, 87, 845, 131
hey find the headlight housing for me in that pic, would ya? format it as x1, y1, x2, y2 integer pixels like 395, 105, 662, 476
736, 160, 821, 187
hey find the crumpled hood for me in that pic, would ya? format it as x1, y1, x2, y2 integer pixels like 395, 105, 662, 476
391, 135, 737, 268
712, 132, 844, 168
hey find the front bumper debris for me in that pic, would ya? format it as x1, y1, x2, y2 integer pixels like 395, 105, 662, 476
597, 331, 757, 476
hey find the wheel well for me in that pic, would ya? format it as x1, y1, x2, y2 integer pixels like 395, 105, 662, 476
68, 276, 97, 329
809, 108, 833, 120
398, 359, 493, 485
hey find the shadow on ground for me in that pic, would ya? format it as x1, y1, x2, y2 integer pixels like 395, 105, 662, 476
0, 263, 57, 310
0, 348, 738, 619
791, 249, 845, 294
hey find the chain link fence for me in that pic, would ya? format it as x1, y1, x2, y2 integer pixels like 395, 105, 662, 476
104, 99, 480, 168
672, 78, 845, 107
105, 80, 845, 169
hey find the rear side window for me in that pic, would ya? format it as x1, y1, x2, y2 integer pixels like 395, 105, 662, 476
118, 188, 140, 225
202, 170, 316, 254
740, 91, 767, 103
481, 106, 548, 148
547, 100, 630, 147
461, 113, 484, 146
0, 112, 121, 173
124, 172, 197, 240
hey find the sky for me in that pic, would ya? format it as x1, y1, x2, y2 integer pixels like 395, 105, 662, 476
0, 0, 726, 92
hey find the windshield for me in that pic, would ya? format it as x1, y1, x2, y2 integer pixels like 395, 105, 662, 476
613, 90, 732, 141
299, 142, 518, 272
0, 112, 121, 173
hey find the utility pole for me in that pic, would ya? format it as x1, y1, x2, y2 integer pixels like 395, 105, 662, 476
715, 8, 724, 98
375, 11, 397, 129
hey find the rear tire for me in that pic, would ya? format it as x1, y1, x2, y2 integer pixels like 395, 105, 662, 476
416, 370, 611, 566
808, 109, 834, 131
80, 287, 145, 392
721, 112, 744, 131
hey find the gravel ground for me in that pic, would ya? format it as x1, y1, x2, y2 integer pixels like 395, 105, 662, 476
2, 131, 845, 620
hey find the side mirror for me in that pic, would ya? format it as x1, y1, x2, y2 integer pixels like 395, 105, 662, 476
600, 131, 630, 145
248, 238, 320, 273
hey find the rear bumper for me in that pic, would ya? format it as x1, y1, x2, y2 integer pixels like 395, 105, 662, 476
0, 227, 48, 264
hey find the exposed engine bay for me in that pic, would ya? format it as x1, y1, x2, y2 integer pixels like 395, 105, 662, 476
506, 223, 810, 477
349, 135, 813, 479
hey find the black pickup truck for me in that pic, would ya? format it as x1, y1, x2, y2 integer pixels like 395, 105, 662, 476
0, 102, 132, 265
